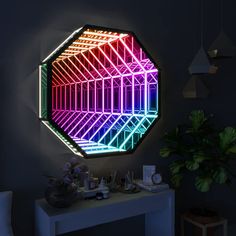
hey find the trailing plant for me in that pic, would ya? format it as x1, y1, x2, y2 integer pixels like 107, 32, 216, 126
160, 110, 236, 192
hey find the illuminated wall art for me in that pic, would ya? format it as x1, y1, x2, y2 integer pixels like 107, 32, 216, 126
39, 25, 160, 158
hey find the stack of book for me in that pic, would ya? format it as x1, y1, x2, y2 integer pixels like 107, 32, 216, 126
135, 180, 169, 193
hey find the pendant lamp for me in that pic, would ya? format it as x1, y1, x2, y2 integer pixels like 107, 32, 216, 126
208, 0, 236, 59
188, 0, 217, 75
188, 47, 217, 74
183, 75, 209, 99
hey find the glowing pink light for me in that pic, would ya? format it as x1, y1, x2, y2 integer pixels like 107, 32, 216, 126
40, 26, 159, 157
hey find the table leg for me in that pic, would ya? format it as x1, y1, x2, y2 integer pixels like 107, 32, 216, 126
35, 205, 55, 236
145, 193, 175, 236
202, 226, 207, 236
181, 216, 185, 236
223, 220, 227, 236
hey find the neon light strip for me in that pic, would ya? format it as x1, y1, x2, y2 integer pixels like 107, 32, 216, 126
97, 115, 122, 143
67, 46, 89, 50
79, 37, 107, 43
82, 31, 123, 38
51, 110, 157, 118
119, 117, 146, 149
81, 113, 103, 139
73, 42, 98, 46
56, 32, 128, 61
42, 27, 83, 63
86, 149, 125, 154
73, 113, 96, 137
42, 121, 83, 156
39, 65, 42, 118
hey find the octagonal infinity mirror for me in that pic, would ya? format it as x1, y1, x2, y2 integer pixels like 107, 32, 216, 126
39, 25, 160, 158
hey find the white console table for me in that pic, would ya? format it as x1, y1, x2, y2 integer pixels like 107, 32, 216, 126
35, 190, 175, 236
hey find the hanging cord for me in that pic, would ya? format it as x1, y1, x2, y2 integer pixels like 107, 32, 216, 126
220, 0, 223, 31
200, 0, 204, 47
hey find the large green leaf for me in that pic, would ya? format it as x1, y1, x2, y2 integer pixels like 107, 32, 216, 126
212, 167, 228, 184
160, 147, 173, 158
186, 160, 199, 171
219, 127, 236, 151
171, 174, 183, 188
193, 153, 209, 163
189, 110, 207, 132
195, 176, 212, 192
170, 161, 185, 174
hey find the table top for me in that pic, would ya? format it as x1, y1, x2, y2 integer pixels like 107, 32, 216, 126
36, 189, 174, 218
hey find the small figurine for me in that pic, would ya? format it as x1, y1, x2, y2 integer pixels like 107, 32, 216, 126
98, 178, 110, 199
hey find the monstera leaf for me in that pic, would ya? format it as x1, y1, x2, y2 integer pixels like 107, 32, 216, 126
186, 160, 199, 171
212, 167, 228, 184
188, 110, 207, 132
219, 127, 236, 152
171, 174, 183, 188
195, 176, 213, 192
170, 161, 185, 174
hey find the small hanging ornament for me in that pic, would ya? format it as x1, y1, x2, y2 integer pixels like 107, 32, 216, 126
208, 31, 236, 59
188, 0, 217, 75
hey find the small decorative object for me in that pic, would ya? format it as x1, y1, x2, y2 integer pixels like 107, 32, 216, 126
188, 0, 217, 75
81, 177, 110, 199
88, 175, 97, 190
208, 0, 236, 59
96, 192, 104, 200
102, 190, 110, 199
119, 171, 140, 194
182, 75, 209, 99
184, 0, 217, 99
143, 165, 156, 185
188, 47, 217, 75
83, 172, 90, 191
151, 173, 162, 185
107, 170, 119, 192
160, 110, 236, 192
208, 31, 236, 59
98, 178, 110, 196
124, 171, 135, 191
45, 181, 78, 208
136, 180, 169, 193
45, 156, 88, 208
83, 172, 98, 191
137, 166, 168, 192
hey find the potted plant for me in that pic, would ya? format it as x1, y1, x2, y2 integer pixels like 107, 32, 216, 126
45, 156, 88, 208
160, 110, 236, 223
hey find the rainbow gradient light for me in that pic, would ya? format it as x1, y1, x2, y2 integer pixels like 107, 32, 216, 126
39, 25, 160, 157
